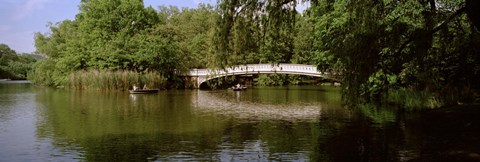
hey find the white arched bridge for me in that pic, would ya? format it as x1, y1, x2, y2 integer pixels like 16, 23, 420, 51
180, 64, 339, 88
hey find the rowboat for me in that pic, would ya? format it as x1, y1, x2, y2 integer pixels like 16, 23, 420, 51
232, 86, 247, 91
129, 89, 159, 94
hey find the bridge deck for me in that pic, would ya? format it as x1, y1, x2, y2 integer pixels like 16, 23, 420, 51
180, 64, 337, 87
184, 64, 329, 76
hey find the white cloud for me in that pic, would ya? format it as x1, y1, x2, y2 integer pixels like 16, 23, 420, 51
12, 0, 52, 21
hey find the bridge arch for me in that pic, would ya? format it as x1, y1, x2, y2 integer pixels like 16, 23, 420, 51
181, 64, 340, 88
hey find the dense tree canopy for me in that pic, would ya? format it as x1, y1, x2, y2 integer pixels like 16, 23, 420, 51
213, 0, 479, 104
32, 0, 217, 86
212, 0, 302, 67
307, 0, 480, 104
0, 44, 37, 79
30, 0, 479, 105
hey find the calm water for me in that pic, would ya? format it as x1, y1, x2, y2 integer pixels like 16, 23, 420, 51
1, 81, 478, 161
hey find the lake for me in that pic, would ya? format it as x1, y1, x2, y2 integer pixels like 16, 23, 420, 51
0, 81, 478, 161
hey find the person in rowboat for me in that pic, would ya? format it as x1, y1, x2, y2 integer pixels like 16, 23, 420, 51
133, 84, 140, 90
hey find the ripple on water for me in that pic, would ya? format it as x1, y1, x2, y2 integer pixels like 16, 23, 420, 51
192, 91, 322, 121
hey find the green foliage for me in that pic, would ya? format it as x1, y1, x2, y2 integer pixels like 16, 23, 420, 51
213, 0, 301, 67
155, 4, 217, 69
32, 1, 217, 89
386, 88, 443, 111
361, 70, 399, 101
204, 75, 236, 89
29, 0, 480, 106
0, 44, 17, 64
28, 59, 62, 86
255, 74, 288, 87
288, 75, 302, 85
74, 0, 160, 70
311, 0, 480, 106
293, 13, 314, 65
132, 28, 181, 73
0, 44, 37, 79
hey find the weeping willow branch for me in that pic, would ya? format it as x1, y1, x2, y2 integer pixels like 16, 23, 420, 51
395, 6, 466, 56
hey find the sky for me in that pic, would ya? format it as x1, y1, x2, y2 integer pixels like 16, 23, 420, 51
0, 0, 306, 54
0, 0, 215, 53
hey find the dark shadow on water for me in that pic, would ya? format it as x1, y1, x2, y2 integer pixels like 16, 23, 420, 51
330, 104, 480, 162
411, 105, 480, 162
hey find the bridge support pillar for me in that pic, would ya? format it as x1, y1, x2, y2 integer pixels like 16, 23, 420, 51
182, 76, 207, 89
183, 76, 199, 89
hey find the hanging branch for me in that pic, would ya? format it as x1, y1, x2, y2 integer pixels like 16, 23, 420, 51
395, 6, 466, 56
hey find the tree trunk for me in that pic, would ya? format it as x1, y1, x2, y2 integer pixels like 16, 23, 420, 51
466, 0, 480, 30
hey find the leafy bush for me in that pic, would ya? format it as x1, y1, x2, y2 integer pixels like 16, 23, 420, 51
255, 74, 288, 86
27, 59, 63, 86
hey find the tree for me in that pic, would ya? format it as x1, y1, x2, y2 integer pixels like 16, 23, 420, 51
0, 44, 37, 79
156, 4, 217, 69
213, 0, 302, 67
0, 44, 18, 64
310, 0, 480, 105
466, 0, 480, 30
31, 0, 221, 88
293, 12, 314, 64
74, 0, 160, 70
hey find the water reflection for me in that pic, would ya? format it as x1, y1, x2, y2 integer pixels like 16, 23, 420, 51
191, 90, 327, 121
0, 81, 57, 161
3, 83, 475, 161
33, 86, 345, 161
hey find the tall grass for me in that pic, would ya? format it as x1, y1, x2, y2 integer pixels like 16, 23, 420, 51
69, 70, 167, 91
386, 88, 443, 111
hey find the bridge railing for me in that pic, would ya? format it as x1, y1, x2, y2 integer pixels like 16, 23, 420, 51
184, 64, 326, 77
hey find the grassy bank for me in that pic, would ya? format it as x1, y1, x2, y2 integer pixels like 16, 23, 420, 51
69, 70, 167, 91
385, 88, 443, 111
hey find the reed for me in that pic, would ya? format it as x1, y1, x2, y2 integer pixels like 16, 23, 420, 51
69, 70, 167, 91
386, 88, 443, 111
